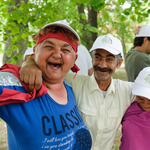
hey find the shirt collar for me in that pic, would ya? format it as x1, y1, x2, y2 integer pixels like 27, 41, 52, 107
89, 74, 115, 95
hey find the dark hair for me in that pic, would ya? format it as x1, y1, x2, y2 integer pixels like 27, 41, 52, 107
134, 37, 150, 47
32, 25, 80, 45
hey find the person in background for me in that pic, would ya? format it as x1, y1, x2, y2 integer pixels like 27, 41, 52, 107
0, 20, 92, 150
125, 26, 150, 82
23, 47, 34, 62
120, 67, 150, 150
69, 44, 93, 76
20, 33, 136, 150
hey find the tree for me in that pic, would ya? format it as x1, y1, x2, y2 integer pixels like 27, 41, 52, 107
0, 0, 150, 65
2, 0, 28, 66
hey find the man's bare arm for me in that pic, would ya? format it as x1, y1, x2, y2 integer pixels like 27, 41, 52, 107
20, 60, 43, 92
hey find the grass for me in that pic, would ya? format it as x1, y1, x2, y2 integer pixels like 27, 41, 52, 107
0, 66, 127, 150
112, 66, 127, 149
113, 66, 128, 81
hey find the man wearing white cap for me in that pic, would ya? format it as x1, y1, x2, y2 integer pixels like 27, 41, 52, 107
20, 33, 136, 150
125, 26, 150, 82
120, 67, 150, 150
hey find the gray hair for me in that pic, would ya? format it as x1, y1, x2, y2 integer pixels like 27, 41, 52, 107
117, 53, 122, 64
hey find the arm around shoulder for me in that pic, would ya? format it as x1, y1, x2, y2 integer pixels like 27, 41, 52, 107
20, 59, 43, 92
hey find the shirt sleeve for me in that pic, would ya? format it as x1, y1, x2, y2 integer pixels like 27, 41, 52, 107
65, 73, 87, 90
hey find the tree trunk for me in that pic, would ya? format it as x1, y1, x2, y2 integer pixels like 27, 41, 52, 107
87, 5, 97, 50
2, 0, 28, 67
77, 3, 97, 50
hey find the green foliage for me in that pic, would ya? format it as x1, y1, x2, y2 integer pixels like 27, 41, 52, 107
118, 0, 125, 5
137, 16, 143, 23
120, 15, 126, 22
76, 0, 90, 3
93, 3, 105, 12
0, 0, 150, 64
101, 9, 109, 22
6, 50, 12, 57
89, 0, 104, 6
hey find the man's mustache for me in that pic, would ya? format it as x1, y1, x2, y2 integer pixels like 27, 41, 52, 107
94, 66, 112, 73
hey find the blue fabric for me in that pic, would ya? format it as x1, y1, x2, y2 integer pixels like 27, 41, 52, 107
0, 74, 92, 150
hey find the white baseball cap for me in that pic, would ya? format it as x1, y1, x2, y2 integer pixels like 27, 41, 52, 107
136, 26, 150, 37
89, 34, 123, 57
43, 20, 80, 40
132, 67, 150, 99
23, 48, 34, 60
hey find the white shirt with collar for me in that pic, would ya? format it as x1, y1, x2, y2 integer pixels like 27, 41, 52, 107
65, 73, 135, 150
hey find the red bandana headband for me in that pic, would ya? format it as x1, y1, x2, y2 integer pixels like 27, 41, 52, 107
36, 32, 80, 77
36, 32, 78, 52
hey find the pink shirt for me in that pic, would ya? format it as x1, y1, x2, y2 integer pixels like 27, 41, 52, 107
120, 101, 150, 150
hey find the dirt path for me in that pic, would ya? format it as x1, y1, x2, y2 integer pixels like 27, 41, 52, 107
0, 120, 8, 150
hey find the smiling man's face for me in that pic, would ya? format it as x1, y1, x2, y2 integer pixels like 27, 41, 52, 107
92, 49, 122, 84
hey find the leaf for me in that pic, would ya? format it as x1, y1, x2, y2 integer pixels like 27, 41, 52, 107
75, 0, 90, 3
11, 10, 24, 21
101, 9, 109, 22
123, 8, 132, 16
21, 33, 28, 38
3, 36, 8, 41
80, 13, 86, 20
89, 0, 104, 6
10, 0, 16, 5
130, 15, 136, 22
118, 0, 125, 5
93, 3, 105, 12
119, 15, 126, 22
6, 50, 12, 57
85, 24, 99, 33
22, 17, 29, 25
143, 13, 148, 18
36, 11, 41, 17
137, 16, 143, 23
11, 25, 20, 34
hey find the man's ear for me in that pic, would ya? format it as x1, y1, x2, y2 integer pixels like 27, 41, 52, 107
117, 59, 123, 69
143, 37, 148, 44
